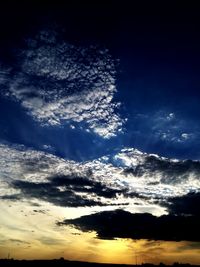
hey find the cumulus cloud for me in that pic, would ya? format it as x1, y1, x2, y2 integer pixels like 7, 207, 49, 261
118, 148, 200, 184
0, 29, 124, 138
58, 209, 200, 242
0, 143, 200, 214
0, 144, 127, 208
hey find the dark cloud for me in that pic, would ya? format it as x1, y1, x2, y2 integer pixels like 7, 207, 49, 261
5, 175, 126, 207
164, 192, 200, 216
50, 175, 126, 198
1, 144, 200, 211
123, 154, 200, 184
1, 194, 21, 200
178, 242, 200, 251
33, 209, 46, 214
58, 209, 200, 242
11, 180, 102, 207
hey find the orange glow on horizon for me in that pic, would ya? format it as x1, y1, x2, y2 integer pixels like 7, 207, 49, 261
0, 201, 199, 265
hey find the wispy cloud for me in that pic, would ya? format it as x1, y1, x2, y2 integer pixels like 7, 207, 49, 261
134, 110, 197, 144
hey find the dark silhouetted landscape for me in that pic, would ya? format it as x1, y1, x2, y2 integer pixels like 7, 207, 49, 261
0, 259, 199, 267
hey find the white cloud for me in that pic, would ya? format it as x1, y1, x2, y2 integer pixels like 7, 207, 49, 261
181, 133, 192, 140
0, 143, 200, 216
0, 29, 124, 138
114, 148, 145, 167
166, 112, 175, 120
142, 110, 195, 143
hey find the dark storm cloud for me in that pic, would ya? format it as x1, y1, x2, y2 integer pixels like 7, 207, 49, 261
7, 175, 126, 207
123, 154, 200, 184
58, 209, 200, 242
164, 192, 200, 216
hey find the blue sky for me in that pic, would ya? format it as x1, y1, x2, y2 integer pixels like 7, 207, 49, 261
1, 23, 200, 161
0, 2, 200, 263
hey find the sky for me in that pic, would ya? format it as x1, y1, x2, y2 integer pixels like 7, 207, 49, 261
0, 1, 200, 265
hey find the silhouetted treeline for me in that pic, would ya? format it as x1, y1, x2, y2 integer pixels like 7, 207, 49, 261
0, 259, 198, 267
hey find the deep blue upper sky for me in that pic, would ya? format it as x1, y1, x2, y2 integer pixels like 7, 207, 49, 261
1, 1, 200, 161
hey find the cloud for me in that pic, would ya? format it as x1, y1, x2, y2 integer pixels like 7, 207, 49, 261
50, 175, 125, 199
151, 111, 191, 143
8, 174, 126, 207
10, 180, 101, 207
134, 110, 197, 145
0, 29, 124, 138
39, 236, 65, 246
8, 239, 30, 245
164, 192, 200, 216
115, 148, 200, 186
58, 209, 200, 242
0, 143, 200, 214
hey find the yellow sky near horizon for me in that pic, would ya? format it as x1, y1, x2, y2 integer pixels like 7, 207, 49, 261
0, 199, 200, 265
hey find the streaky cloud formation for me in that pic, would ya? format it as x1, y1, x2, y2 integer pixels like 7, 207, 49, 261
0, 29, 124, 138
0, 143, 127, 208
8, 175, 125, 207
0, 143, 200, 215
113, 148, 200, 193
58, 209, 200, 242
